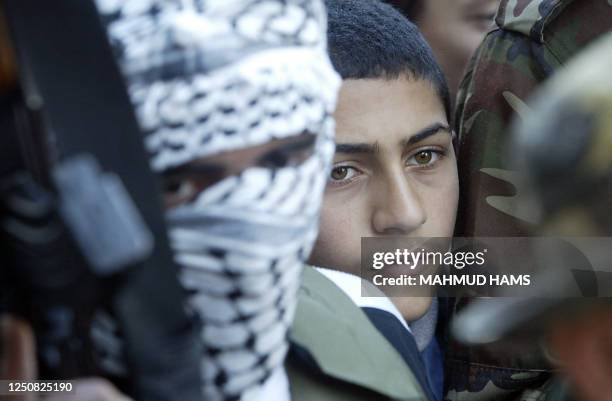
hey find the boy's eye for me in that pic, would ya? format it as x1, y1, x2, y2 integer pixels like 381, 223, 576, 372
406, 149, 443, 167
329, 165, 360, 182
414, 150, 433, 165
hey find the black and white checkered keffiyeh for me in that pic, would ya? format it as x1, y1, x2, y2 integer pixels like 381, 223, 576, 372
94, 1, 339, 400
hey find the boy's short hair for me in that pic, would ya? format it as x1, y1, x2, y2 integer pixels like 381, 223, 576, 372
326, 0, 451, 121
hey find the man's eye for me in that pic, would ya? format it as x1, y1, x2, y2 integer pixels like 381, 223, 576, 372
257, 135, 316, 169
259, 150, 290, 169
329, 166, 359, 182
163, 180, 197, 208
406, 149, 443, 167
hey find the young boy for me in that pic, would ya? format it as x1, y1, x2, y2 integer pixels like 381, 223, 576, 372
309, 1, 459, 400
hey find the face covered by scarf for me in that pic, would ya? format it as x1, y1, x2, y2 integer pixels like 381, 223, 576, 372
95, 0, 340, 400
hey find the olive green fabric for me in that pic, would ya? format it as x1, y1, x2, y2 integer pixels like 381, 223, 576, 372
288, 266, 427, 401
455, 0, 612, 237
446, 1, 612, 400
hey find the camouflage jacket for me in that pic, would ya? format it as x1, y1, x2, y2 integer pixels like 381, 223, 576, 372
455, 0, 612, 238
446, 1, 612, 401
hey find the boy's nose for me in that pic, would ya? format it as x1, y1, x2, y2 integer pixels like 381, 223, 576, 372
371, 174, 427, 235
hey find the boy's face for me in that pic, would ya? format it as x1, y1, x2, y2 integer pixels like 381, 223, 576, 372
309, 76, 459, 320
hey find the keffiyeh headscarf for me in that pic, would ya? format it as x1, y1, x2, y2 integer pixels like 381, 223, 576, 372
95, 0, 340, 400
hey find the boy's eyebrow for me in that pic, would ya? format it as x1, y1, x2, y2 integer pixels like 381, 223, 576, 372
335, 142, 379, 154
334, 123, 450, 154
403, 122, 451, 146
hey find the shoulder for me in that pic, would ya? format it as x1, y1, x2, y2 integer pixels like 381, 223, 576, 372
455, 0, 612, 146
287, 266, 427, 401
494, 0, 575, 42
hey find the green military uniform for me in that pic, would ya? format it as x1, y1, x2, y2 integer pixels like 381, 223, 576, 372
288, 267, 428, 401
455, 0, 612, 238
453, 31, 612, 401
446, 0, 612, 400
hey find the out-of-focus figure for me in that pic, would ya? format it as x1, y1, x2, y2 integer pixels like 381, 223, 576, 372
386, 0, 500, 105
95, 1, 341, 400
453, 31, 612, 401
445, 0, 612, 400
455, 0, 612, 238
0, 5, 135, 401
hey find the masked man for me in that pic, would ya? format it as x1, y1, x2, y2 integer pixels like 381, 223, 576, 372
95, 1, 428, 400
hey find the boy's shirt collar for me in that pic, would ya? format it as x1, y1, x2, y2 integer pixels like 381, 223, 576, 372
314, 267, 412, 334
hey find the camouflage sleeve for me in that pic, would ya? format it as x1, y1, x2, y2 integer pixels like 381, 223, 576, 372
454, 0, 612, 238
454, 27, 548, 238
446, 1, 612, 401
